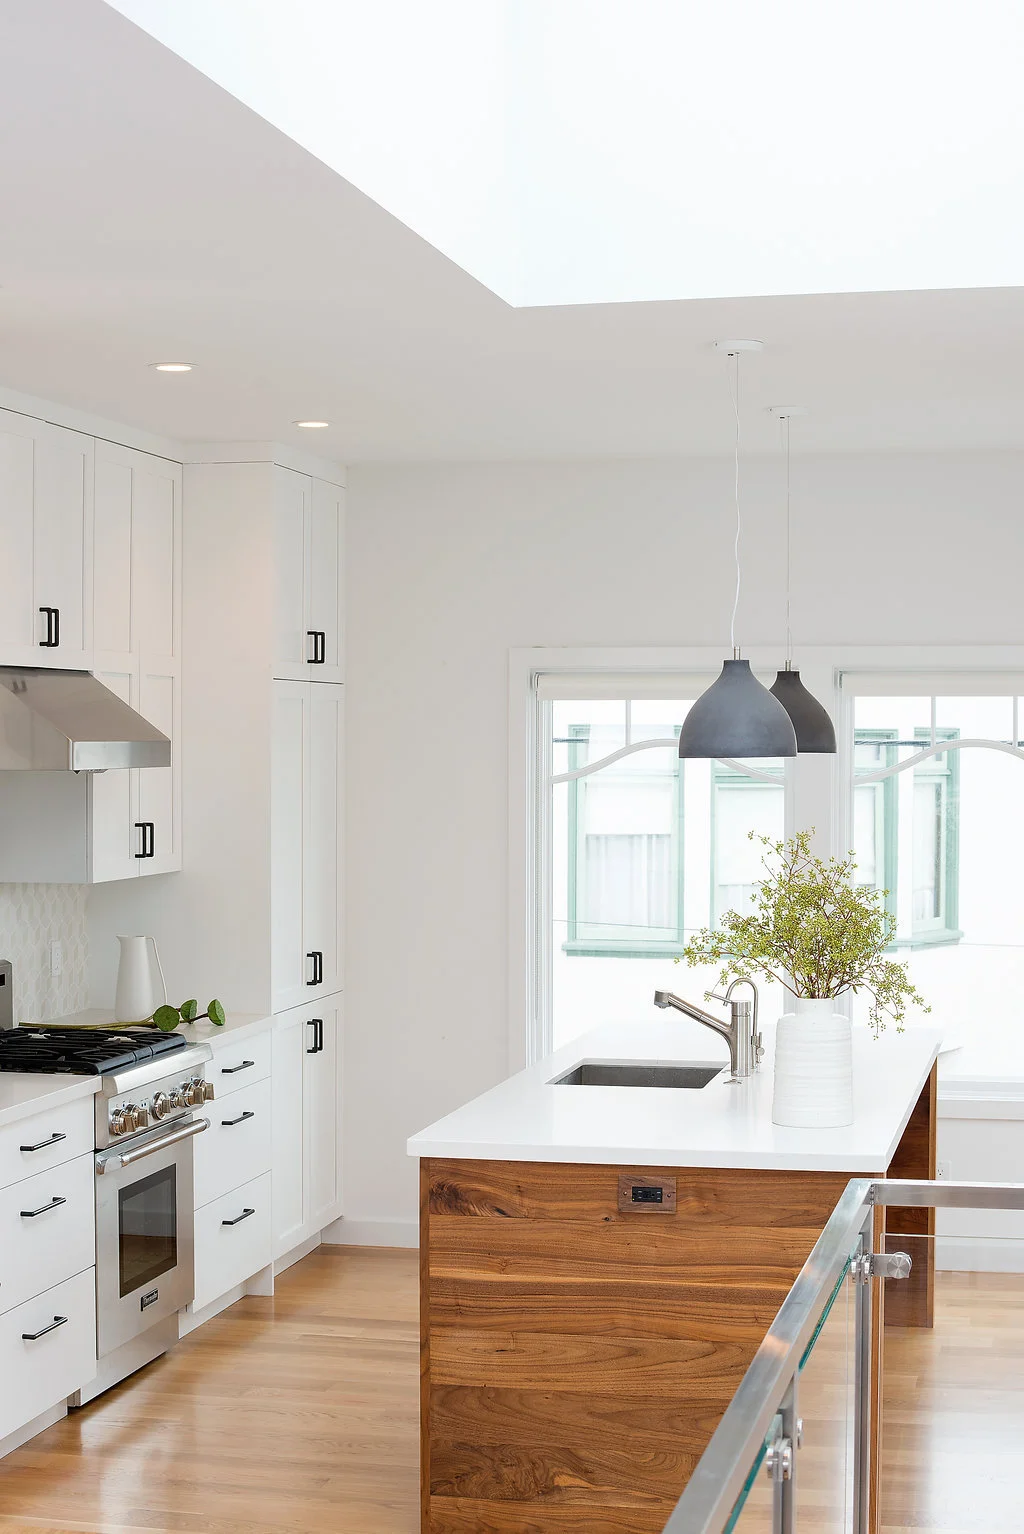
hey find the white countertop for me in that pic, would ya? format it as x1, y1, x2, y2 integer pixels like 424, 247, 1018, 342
407, 1020, 943, 1173
0, 1070, 99, 1129
21, 1008, 272, 1048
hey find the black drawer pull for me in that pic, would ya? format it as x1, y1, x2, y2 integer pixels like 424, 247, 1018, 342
306, 1018, 324, 1054
134, 821, 155, 859
38, 607, 60, 647
307, 629, 327, 664
221, 1110, 255, 1127
221, 1059, 254, 1075
22, 1315, 68, 1341
222, 1207, 255, 1227
20, 1132, 66, 1153
20, 1196, 67, 1219
306, 950, 323, 986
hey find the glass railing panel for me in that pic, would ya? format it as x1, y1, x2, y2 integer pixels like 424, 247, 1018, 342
880, 1222, 1024, 1534
721, 1428, 775, 1533
796, 1260, 857, 1534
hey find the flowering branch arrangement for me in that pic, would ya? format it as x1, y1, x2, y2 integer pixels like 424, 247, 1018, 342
679, 830, 929, 1035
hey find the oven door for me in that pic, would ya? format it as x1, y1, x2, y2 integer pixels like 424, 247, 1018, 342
95, 1116, 207, 1357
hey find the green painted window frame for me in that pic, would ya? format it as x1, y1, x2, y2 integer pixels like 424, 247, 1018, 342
853, 726, 961, 950
563, 722, 687, 958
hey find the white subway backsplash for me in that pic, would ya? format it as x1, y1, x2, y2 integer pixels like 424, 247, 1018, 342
0, 885, 89, 1022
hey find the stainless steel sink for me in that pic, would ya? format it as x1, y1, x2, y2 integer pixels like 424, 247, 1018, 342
550, 1062, 723, 1089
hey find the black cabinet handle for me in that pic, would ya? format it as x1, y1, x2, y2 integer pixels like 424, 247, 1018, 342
306, 951, 323, 986
20, 1196, 67, 1219
222, 1207, 255, 1227
221, 1059, 254, 1075
147, 822, 155, 858
20, 1132, 66, 1153
221, 1110, 255, 1127
22, 1315, 68, 1341
134, 822, 147, 858
307, 630, 326, 664
134, 822, 155, 859
38, 607, 60, 648
306, 1018, 323, 1054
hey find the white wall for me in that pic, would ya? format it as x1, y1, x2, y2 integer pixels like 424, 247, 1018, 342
343, 451, 1024, 1236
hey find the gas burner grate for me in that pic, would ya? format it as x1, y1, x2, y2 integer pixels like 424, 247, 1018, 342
0, 1026, 188, 1075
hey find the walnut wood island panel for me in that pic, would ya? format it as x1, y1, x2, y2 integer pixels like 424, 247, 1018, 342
411, 1025, 940, 1534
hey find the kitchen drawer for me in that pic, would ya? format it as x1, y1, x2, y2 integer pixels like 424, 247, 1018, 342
192, 1172, 271, 1312
0, 1153, 95, 1317
209, 1030, 272, 1097
0, 1269, 96, 1440
0, 1096, 93, 1191
193, 1077, 272, 1209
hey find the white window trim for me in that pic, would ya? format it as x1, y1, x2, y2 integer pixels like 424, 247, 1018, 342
509, 643, 1024, 1073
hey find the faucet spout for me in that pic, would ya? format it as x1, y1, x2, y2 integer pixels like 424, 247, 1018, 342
652, 989, 738, 1075
653, 983, 760, 1080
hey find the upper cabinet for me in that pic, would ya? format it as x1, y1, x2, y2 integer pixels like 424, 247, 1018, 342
0, 408, 93, 668
273, 468, 344, 684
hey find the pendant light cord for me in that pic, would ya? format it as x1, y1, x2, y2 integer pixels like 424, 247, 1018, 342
784, 412, 793, 667
727, 351, 741, 655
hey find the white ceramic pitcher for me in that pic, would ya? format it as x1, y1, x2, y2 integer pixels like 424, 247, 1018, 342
114, 935, 167, 1024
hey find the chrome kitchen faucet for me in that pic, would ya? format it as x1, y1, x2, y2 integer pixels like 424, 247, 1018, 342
653, 979, 762, 1081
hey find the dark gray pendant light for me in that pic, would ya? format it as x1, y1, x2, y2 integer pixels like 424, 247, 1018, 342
679, 343, 797, 760
768, 410, 836, 754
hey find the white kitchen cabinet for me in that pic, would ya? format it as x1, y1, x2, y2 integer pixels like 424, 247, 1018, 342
271, 995, 343, 1258
271, 680, 344, 1012
0, 408, 93, 668
272, 468, 344, 684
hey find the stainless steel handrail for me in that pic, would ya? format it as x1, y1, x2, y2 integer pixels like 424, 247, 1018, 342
662, 1178, 1024, 1534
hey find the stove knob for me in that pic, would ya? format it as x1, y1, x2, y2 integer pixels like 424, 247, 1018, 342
135, 1102, 151, 1128
202, 1080, 215, 1103
184, 1079, 206, 1107
169, 1088, 186, 1110
151, 1091, 171, 1120
111, 1105, 138, 1136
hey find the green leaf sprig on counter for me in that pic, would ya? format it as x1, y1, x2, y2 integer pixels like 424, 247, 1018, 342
151, 999, 226, 1032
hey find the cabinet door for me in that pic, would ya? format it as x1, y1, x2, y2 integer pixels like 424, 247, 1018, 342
93, 448, 134, 668
0, 410, 42, 657
89, 665, 140, 883
272, 468, 312, 680
304, 995, 342, 1232
271, 682, 309, 1011
137, 664, 180, 875
131, 453, 180, 662
33, 423, 93, 667
308, 478, 344, 682
303, 683, 344, 998
271, 1005, 306, 1257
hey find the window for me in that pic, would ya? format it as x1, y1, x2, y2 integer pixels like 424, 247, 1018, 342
548, 688, 785, 1047
852, 722, 960, 947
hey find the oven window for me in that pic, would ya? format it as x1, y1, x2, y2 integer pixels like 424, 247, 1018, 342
118, 1165, 177, 1297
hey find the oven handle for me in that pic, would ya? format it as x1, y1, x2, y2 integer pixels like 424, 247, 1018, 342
96, 1116, 209, 1173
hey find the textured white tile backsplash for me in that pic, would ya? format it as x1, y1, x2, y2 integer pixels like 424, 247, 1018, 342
0, 885, 89, 1022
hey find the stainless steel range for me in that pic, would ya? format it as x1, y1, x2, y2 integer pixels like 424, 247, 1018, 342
0, 1023, 214, 1402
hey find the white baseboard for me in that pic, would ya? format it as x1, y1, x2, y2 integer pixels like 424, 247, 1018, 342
937, 1237, 1024, 1273
274, 1233, 322, 1275
0, 1402, 66, 1461
320, 1215, 419, 1249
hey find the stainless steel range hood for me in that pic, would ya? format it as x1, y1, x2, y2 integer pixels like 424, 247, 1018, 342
0, 668, 171, 772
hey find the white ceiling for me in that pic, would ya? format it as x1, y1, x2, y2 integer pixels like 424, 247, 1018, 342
106, 0, 1024, 308
1, 0, 1023, 463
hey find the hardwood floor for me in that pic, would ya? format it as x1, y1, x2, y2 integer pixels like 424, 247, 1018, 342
0, 1252, 1020, 1534
0, 1248, 421, 1534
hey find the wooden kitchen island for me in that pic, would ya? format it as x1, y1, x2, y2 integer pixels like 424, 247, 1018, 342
409, 1020, 940, 1534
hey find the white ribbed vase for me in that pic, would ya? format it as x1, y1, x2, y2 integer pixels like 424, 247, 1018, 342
772, 997, 853, 1128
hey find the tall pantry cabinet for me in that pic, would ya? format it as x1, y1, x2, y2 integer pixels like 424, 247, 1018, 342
171, 454, 345, 1258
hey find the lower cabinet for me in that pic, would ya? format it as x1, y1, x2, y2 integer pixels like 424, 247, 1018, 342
193, 1174, 273, 1313
271, 994, 343, 1258
0, 1269, 96, 1441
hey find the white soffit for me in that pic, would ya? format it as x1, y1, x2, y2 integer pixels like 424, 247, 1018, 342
104, 0, 1024, 307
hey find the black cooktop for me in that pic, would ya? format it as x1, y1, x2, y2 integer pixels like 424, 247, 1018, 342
0, 1026, 187, 1075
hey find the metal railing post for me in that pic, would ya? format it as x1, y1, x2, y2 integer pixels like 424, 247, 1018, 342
852, 1212, 874, 1534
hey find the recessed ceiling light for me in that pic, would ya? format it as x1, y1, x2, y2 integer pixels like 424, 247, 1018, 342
294, 419, 329, 429
150, 362, 194, 373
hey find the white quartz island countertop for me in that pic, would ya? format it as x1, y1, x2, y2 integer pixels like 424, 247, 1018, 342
408, 1020, 943, 1173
